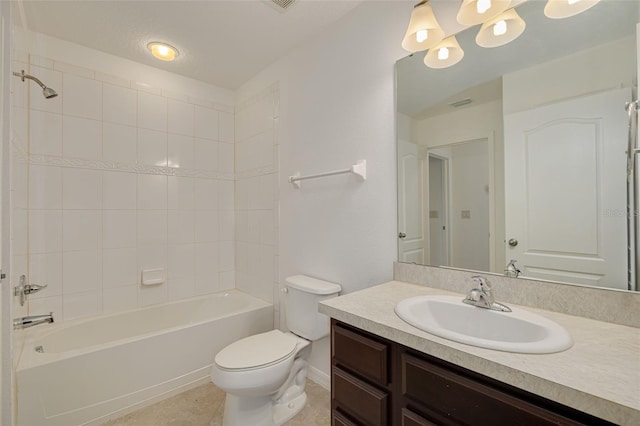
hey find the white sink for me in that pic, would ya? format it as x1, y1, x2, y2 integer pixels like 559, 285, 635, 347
394, 295, 572, 354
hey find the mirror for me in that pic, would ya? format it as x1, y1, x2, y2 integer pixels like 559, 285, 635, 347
396, 0, 639, 291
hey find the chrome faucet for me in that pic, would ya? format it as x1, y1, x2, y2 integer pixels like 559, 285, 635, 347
463, 276, 511, 312
14, 275, 48, 306
504, 259, 521, 277
13, 312, 54, 330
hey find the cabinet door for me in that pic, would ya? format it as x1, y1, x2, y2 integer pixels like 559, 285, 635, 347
401, 353, 584, 426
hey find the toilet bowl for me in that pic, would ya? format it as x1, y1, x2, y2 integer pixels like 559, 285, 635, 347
210, 275, 341, 426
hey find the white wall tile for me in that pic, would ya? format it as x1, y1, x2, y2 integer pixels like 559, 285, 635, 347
54, 61, 94, 79
29, 165, 62, 209
219, 241, 235, 272
29, 252, 63, 297
139, 282, 167, 307
103, 210, 137, 249
168, 210, 195, 244
138, 91, 167, 131
103, 172, 137, 210
103, 285, 138, 314
103, 123, 136, 163
247, 211, 260, 244
103, 248, 138, 288
63, 74, 101, 120
12, 106, 28, 148
28, 66, 62, 114
138, 128, 168, 167
168, 99, 194, 136
12, 210, 28, 256
63, 210, 102, 251
219, 270, 235, 291
219, 142, 234, 174
218, 180, 234, 211
62, 168, 102, 209
195, 242, 219, 295
29, 210, 62, 254
235, 178, 248, 211
195, 210, 218, 243
194, 178, 218, 210
219, 211, 235, 242
63, 291, 102, 320
168, 134, 195, 169
63, 250, 101, 294
259, 210, 275, 245
168, 244, 196, 300
12, 161, 28, 210
168, 176, 195, 210
137, 210, 168, 247
195, 106, 218, 140
29, 110, 62, 156
137, 246, 168, 306
219, 111, 234, 143
137, 174, 167, 210
194, 139, 218, 171
235, 241, 248, 272
63, 116, 102, 160
103, 83, 137, 126
29, 296, 63, 319
235, 211, 248, 243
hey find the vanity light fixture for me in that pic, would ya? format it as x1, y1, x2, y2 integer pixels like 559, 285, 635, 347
456, 0, 511, 26
476, 8, 526, 48
147, 42, 179, 61
424, 36, 464, 69
401, 0, 445, 52
544, 0, 600, 19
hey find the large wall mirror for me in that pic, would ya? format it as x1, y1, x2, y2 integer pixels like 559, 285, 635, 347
396, 0, 639, 292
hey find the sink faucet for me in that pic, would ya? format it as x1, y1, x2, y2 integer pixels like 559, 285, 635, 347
504, 259, 521, 277
463, 276, 511, 312
13, 312, 54, 330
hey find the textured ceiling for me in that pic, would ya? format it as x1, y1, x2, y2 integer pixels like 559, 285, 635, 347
20, 0, 366, 89
397, 0, 639, 118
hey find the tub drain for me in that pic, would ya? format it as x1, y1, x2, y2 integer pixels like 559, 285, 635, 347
35, 346, 44, 353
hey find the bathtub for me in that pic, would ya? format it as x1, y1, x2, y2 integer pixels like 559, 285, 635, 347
16, 290, 273, 426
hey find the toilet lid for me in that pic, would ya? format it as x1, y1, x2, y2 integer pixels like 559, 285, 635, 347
215, 330, 298, 370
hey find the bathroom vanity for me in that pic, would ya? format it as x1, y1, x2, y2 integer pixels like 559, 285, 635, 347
319, 278, 640, 426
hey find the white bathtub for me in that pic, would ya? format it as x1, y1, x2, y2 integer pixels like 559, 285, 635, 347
16, 290, 273, 426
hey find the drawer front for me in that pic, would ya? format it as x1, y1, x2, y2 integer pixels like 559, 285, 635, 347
332, 323, 389, 384
332, 367, 389, 426
332, 409, 359, 426
401, 353, 583, 426
401, 408, 437, 426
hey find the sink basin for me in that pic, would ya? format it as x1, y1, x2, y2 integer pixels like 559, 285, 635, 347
394, 295, 572, 354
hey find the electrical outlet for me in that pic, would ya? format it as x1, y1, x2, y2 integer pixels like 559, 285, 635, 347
429, 210, 439, 218
461, 210, 471, 219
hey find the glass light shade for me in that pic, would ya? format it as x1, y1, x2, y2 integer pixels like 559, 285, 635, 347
544, 0, 600, 19
401, 2, 445, 52
147, 42, 179, 61
456, 0, 512, 26
476, 8, 526, 48
424, 36, 465, 69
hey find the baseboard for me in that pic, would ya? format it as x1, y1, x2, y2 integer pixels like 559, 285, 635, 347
307, 365, 330, 390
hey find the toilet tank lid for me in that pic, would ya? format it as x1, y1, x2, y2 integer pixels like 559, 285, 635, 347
285, 275, 342, 295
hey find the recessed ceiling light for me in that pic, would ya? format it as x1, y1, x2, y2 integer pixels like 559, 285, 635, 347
147, 42, 179, 61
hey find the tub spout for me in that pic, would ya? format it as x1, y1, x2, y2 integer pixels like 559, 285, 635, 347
14, 312, 54, 330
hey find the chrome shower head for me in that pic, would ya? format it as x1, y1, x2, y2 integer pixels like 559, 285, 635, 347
13, 70, 58, 99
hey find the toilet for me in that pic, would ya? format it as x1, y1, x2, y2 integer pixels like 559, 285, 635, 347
210, 275, 341, 426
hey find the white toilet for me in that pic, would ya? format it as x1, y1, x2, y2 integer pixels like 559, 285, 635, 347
210, 275, 341, 426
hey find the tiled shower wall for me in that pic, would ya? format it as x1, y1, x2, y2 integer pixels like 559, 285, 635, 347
11, 53, 236, 321
234, 84, 280, 325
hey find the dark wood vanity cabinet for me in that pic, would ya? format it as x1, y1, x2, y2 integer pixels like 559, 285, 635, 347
330, 320, 615, 426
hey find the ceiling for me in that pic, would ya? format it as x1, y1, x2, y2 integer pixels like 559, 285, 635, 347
19, 0, 366, 90
397, 0, 639, 118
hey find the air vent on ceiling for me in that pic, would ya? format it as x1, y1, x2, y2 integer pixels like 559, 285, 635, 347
449, 98, 473, 108
263, 0, 297, 12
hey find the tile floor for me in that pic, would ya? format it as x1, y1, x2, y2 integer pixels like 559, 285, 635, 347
102, 380, 330, 426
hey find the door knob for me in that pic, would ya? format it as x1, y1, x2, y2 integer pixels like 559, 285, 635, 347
508, 238, 518, 247
398, 232, 407, 239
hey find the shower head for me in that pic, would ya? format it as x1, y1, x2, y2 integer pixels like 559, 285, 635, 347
13, 70, 58, 99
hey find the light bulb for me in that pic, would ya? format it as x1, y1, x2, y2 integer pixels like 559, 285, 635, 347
493, 20, 507, 36
147, 42, 179, 61
416, 29, 428, 43
568, 0, 579, 4
437, 47, 450, 60
477, 0, 491, 14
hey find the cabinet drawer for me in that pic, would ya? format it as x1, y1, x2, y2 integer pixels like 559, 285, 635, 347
401, 353, 584, 426
401, 408, 437, 426
332, 322, 389, 384
332, 409, 359, 426
332, 367, 389, 426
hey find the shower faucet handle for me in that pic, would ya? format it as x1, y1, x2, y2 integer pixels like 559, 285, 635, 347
24, 283, 48, 294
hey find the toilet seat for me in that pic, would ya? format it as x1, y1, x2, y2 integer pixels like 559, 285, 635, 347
215, 330, 299, 371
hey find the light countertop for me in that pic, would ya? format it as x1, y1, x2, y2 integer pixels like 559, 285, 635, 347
319, 281, 640, 426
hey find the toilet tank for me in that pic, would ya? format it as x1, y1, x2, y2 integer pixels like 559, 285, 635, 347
285, 275, 341, 341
